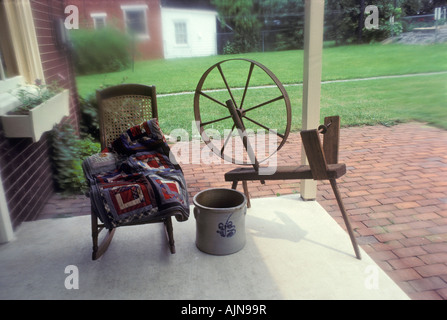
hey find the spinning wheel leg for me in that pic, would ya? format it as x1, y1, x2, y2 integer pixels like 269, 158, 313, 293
330, 179, 361, 260
242, 181, 251, 208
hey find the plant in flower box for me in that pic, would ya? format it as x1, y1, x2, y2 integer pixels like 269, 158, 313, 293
1, 79, 70, 142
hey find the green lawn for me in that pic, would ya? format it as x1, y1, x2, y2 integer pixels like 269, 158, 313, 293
76, 43, 447, 136
156, 73, 447, 137
76, 43, 447, 96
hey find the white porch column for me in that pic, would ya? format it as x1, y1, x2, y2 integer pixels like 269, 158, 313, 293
300, 0, 325, 201
0, 171, 14, 244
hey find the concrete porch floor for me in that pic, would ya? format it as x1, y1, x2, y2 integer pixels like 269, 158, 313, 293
0, 194, 408, 300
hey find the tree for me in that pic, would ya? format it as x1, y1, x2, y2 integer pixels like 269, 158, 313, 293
362, 1, 403, 43
402, 0, 447, 15
212, 0, 262, 53
325, 0, 404, 45
213, 0, 305, 53
258, 0, 305, 50
326, 0, 361, 45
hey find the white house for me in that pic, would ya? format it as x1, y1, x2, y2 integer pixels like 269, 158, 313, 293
161, 7, 217, 59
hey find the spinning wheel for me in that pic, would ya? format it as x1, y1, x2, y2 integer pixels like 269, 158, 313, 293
194, 59, 292, 170
194, 60, 361, 260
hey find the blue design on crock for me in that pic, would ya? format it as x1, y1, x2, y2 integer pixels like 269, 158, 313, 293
217, 214, 236, 238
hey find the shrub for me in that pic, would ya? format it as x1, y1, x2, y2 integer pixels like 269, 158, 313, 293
50, 124, 101, 194
70, 28, 131, 75
79, 92, 100, 140
76, 135, 101, 160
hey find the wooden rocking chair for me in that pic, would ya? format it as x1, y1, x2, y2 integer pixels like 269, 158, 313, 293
89, 84, 181, 260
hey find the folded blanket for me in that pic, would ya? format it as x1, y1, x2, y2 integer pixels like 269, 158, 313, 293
94, 171, 158, 225
84, 150, 189, 229
128, 151, 175, 171
111, 119, 167, 155
83, 120, 189, 229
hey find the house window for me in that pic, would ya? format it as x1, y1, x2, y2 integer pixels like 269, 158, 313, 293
1, 0, 43, 86
121, 5, 149, 39
91, 13, 107, 29
174, 21, 188, 45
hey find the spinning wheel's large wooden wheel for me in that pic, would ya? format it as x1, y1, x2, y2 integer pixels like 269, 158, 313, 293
194, 59, 291, 170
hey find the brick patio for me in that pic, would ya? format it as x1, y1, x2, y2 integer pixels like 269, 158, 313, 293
40, 122, 447, 300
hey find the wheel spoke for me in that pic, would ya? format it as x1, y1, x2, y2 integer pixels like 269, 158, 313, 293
199, 91, 228, 108
217, 64, 238, 108
194, 58, 292, 166
240, 62, 255, 110
221, 124, 236, 156
200, 115, 233, 127
243, 115, 285, 139
244, 95, 285, 113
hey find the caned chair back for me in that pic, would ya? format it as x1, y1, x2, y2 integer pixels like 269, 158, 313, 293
96, 84, 158, 150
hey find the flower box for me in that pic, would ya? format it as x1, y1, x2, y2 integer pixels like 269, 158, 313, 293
1, 89, 69, 142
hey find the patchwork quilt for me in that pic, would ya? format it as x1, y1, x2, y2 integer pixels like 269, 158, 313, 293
83, 119, 189, 229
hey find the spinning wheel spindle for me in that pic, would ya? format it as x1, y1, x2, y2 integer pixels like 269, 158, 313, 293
226, 99, 265, 184
226, 99, 260, 173
318, 121, 332, 134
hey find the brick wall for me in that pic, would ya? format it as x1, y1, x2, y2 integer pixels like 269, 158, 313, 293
0, 0, 80, 228
32, 0, 80, 131
68, 0, 164, 60
0, 136, 54, 228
